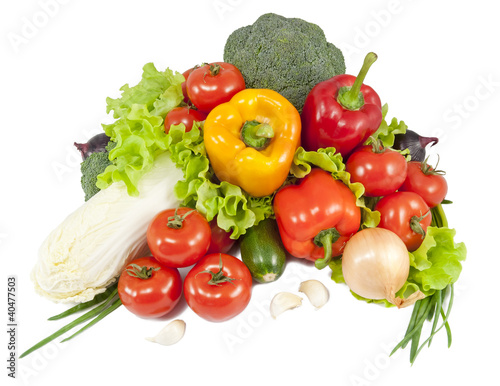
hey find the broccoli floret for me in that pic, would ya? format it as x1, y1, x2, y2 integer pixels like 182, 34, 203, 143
80, 142, 115, 201
223, 13, 346, 112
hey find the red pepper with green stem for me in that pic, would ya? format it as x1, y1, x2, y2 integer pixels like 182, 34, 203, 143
273, 168, 361, 269
301, 52, 383, 159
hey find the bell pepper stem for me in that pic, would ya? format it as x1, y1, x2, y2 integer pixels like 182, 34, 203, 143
337, 52, 378, 111
241, 120, 275, 150
314, 228, 341, 270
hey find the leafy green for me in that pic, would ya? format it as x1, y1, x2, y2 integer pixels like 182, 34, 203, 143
106, 62, 184, 119
96, 63, 184, 196
407, 227, 466, 294
165, 123, 274, 239
290, 146, 380, 229
369, 104, 408, 148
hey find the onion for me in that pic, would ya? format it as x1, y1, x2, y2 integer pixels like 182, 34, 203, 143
393, 130, 438, 162
74, 133, 110, 160
342, 228, 424, 308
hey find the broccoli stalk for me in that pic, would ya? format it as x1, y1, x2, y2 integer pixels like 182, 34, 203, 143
223, 13, 346, 112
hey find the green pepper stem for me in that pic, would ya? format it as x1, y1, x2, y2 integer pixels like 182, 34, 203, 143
314, 228, 341, 270
337, 52, 378, 111
240, 120, 275, 150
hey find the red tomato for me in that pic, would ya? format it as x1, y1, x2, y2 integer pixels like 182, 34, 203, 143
117, 256, 182, 318
186, 62, 245, 113
147, 208, 211, 268
181, 68, 195, 103
375, 191, 432, 251
184, 253, 252, 322
399, 161, 448, 208
164, 107, 207, 133
346, 144, 408, 197
206, 219, 236, 254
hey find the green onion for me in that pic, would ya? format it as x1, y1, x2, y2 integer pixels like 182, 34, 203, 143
20, 287, 121, 358
48, 283, 118, 321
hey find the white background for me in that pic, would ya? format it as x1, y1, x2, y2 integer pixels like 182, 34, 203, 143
1, 0, 499, 385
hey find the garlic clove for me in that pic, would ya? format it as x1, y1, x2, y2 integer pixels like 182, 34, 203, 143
270, 292, 302, 319
145, 319, 186, 346
299, 279, 330, 309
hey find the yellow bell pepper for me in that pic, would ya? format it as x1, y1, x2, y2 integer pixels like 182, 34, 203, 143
204, 89, 301, 197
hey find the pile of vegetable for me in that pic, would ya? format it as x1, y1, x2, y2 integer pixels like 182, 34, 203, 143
22, 13, 466, 365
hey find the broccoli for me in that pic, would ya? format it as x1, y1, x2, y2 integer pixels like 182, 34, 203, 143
223, 13, 346, 112
80, 142, 115, 201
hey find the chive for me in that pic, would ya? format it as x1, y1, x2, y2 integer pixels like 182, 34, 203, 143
410, 285, 455, 364
391, 297, 433, 355
60, 297, 122, 343
426, 298, 436, 322
400, 299, 422, 350
410, 296, 436, 363
48, 283, 118, 321
431, 204, 449, 228
19, 288, 119, 358
427, 289, 443, 347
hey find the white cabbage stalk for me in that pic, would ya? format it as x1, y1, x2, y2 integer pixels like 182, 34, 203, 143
31, 152, 183, 303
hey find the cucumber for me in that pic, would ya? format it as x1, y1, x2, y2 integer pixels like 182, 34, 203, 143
240, 218, 286, 283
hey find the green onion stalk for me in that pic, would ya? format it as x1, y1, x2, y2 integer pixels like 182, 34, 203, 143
20, 283, 122, 358
390, 203, 454, 364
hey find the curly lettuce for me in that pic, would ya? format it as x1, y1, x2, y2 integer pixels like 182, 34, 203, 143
96, 63, 184, 196
369, 103, 408, 148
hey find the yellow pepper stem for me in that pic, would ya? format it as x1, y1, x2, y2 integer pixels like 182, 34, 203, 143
240, 120, 275, 150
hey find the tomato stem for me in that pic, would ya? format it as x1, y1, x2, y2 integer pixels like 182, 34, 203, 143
196, 254, 237, 286
167, 208, 195, 229
369, 136, 385, 154
125, 264, 160, 280
209, 63, 222, 76
409, 211, 431, 239
314, 228, 341, 270
421, 155, 446, 176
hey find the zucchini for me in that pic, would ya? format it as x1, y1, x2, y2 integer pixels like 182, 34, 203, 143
240, 218, 286, 283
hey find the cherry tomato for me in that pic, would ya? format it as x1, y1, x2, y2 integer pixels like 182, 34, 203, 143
147, 208, 211, 268
346, 144, 408, 197
181, 67, 195, 103
375, 191, 432, 252
117, 256, 182, 318
164, 107, 207, 133
186, 62, 245, 113
399, 161, 448, 208
206, 218, 236, 254
184, 253, 252, 322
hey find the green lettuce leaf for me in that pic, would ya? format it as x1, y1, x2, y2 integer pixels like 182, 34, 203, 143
369, 104, 408, 148
106, 63, 184, 119
290, 147, 380, 229
96, 64, 184, 196
408, 227, 467, 294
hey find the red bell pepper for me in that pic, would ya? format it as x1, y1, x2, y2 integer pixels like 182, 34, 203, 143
301, 52, 383, 159
273, 168, 361, 269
